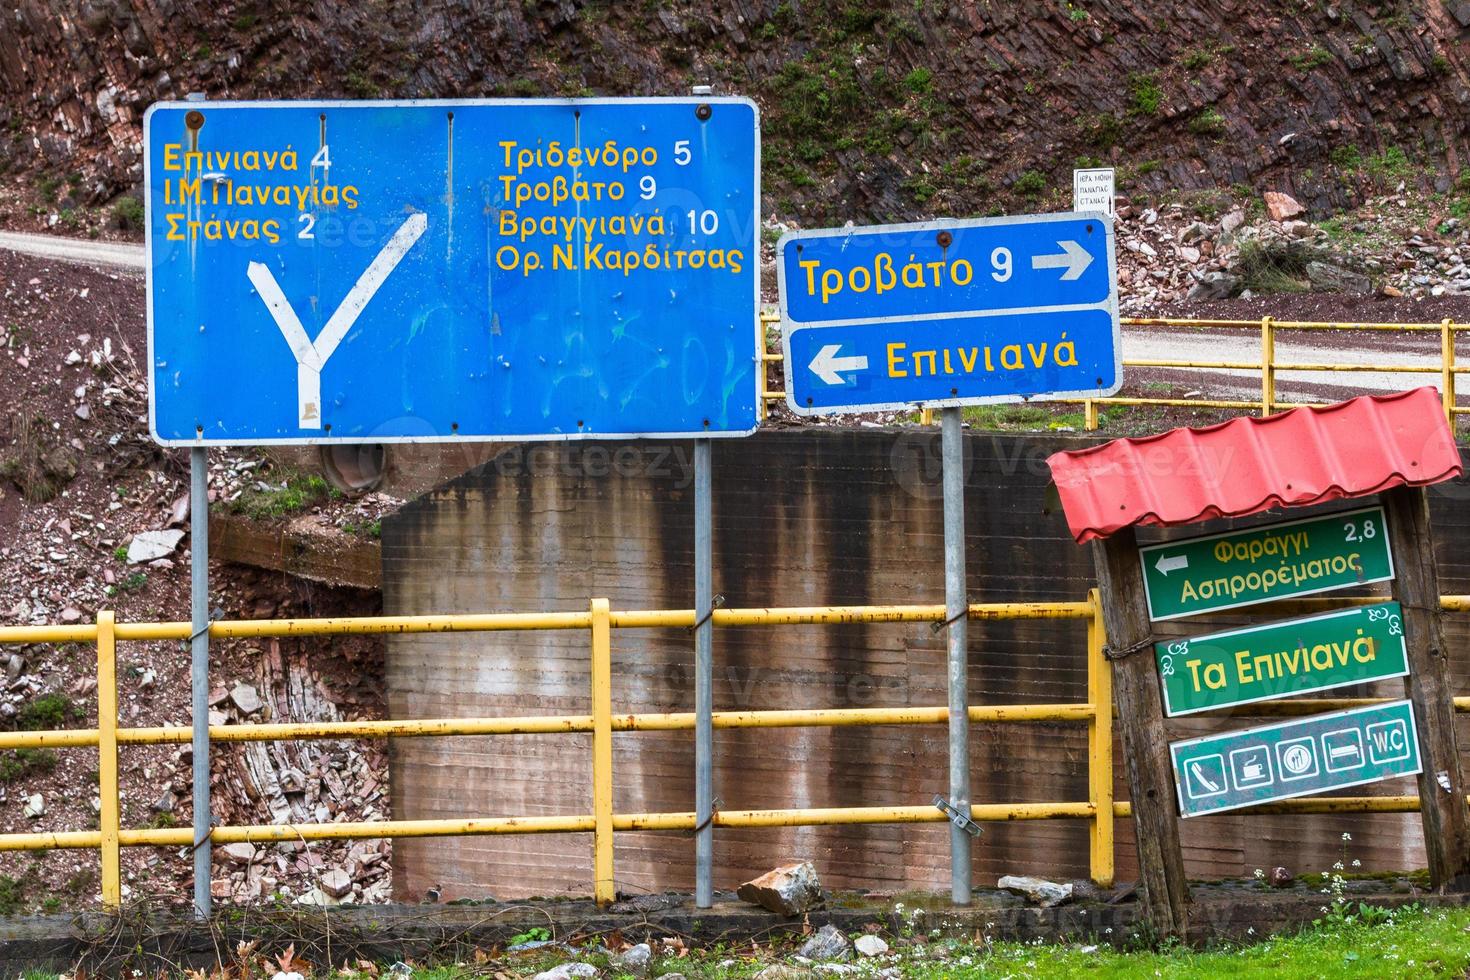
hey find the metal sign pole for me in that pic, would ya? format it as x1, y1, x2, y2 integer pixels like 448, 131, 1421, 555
189, 446, 212, 917
694, 438, 714, 907
941, 406, 971, 904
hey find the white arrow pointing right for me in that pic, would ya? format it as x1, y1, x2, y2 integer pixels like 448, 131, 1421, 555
1030, 239, 1094, 281
809, 344, 869, 385
1155, 554, 1189, 576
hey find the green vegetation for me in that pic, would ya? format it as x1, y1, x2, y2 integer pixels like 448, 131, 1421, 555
1289, 45, 1334, 70
0, 748, 57, 783
0, 875, 25, 916
903, 67, 932, 94
228, 470, 338, 520
1366, 145, 1414, 183
1081, 111, 1124, 150
117, 571, 148, 593
1235, 239, 1312, 294
22, 903, 1470, 978
1127, 71, 1163, 115
15, 693, 78, 732
1065, 3, 1089, 22
113, 545, 128, 561
1013, 169, 1046, 198
1189, 106, 1226, 135
111, 195, 144, 230
961, 403, 1087, 431
36, 176, 59, 203
1181, 47, 1213, 70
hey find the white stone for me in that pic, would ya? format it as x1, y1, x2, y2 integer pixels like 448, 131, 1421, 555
23, 794, 44, 818
126, 529, 185, 564
854, 935, 888, 957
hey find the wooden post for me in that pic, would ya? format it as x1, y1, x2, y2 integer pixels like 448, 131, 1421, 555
1091, 526, 1190, 937
1383, 485, 1470, 889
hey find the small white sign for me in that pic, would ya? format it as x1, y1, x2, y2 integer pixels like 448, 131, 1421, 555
1073, 167, 1115, 215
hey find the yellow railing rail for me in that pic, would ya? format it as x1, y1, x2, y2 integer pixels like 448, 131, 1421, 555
755, 312, 1464, 430
2, 592, 1467, 909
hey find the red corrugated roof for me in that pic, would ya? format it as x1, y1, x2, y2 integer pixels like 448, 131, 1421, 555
1047, 387, 1463, 544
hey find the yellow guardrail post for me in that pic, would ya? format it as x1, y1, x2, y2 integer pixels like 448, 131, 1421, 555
590, 598, 614, 905
1260, 315, 1275, 416
756, 315, 768, 425
97, 610, 121, 908
919, 408, 935, 426
1086, 589, 1114, 887
1442, 319, 1456, 425
1084, 399, 1098, 431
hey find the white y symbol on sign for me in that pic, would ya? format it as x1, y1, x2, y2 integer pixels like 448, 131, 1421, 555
247, 212, 428, 428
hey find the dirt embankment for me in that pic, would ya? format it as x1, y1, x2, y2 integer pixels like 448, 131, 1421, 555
1, 1, 1468, 225
0, 248, 394, 910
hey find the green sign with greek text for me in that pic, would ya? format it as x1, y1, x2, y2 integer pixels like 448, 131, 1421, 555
1139, 505, 1394, 622
1155, 602, 1409, 716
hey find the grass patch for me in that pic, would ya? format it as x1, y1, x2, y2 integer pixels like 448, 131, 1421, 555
1013, 169, 1046, 198
39, 902, 1470, 978
228, 470, 338, 520
1127, 71, 1163, 115
1188, 107, 1226, 135
1234, 239, 1313, 294
1289, 45, 1334, 70
0, 416, 78, 504
0, 748, 57, 783
111, 196, 144, 230
15, 693, 78, 732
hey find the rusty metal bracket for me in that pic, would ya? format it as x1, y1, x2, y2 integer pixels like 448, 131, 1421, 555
1104, 635, 1159, 662
930, 604, 970, 634
933, 794, 982, 838
688, 594, 725, 633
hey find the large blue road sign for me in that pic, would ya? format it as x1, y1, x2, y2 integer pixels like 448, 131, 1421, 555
143, 98, 760, 446
776, 214, 1120, 415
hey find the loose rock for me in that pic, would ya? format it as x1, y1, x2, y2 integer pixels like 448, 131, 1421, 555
616, 943, 652, 976
797, 924, 850, 961
531, 965, 599, 980
854, 935, 888, 957
125, 529, 185, 564
737, 861, 824, 915
998, 874, 1074, 908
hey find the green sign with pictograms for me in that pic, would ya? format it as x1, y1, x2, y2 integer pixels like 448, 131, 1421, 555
1155, 601, 1409, 716
1171, 699, 1421, 817
1139, 505, 1394, 622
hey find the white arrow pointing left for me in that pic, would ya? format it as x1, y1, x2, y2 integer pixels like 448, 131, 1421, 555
1030, 239, 1094, 281
809, 344, 869, 385
1155, 554, 1189, 576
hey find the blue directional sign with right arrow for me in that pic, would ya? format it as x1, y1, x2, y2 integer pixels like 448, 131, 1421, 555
777, 213, 1120, 415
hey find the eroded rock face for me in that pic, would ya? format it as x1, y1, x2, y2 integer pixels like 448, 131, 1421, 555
2, 3, 1468, 219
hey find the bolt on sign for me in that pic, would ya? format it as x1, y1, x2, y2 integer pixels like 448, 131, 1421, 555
1139, 505, 1394, 622
1171, 699, 1422, 817
1155, 601, 1409, 716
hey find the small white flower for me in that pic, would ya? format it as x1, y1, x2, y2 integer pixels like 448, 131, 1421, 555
1247, 927, 1255, 935
1333, 861, 1344, 871
1352, 860, 1361, 868
1342, 832, 1352, 841
1253, 868, 1265, 879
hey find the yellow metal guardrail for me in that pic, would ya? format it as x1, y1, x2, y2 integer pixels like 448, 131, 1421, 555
756, 313, 1464, 430
3, 592, 1467, 909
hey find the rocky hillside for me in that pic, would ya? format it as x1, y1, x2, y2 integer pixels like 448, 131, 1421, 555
2, 1, 1469, 224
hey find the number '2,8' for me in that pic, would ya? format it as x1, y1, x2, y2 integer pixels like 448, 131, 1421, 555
1344, 518, 1377, 543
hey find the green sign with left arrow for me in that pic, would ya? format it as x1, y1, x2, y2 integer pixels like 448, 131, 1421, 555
1155, 601, 1409, 716
1139, 505, 1395, 621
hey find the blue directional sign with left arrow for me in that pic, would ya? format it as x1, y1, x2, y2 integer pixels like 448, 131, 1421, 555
776, 213, 1120, 415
